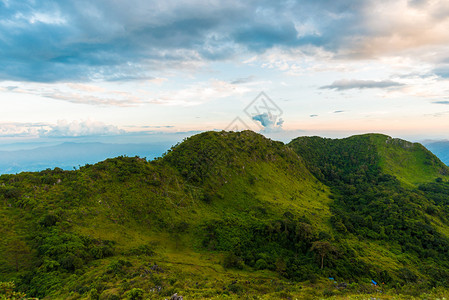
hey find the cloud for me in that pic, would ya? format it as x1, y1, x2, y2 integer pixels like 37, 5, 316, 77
1, 78, 250, 107
252, 113, 284, 133
333, 110, 345, 113
40, 120, 124, 137
433, 101, 449, 105
231, 76, 256, 85
153, 79, 250, 106
2, 82, 144, 106
433, 66, 449, 78
133, 125, 175, 129
320, 79, 404, 91
310, 114, 318, 117
0, 120, 124, 138
0, 122, 48, 137
2, 0, 449, 82
0, 0, 242, 82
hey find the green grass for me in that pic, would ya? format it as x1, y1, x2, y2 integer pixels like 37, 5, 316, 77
371, 134, 449, 186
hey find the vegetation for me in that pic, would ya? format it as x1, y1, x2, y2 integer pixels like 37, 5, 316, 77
289, 134, 449, 286
1, 131, 449, 298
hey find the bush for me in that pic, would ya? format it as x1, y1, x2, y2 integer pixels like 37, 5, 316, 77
255, 259, 268, 270
3, 187, 22, 200
227, 282, 244, 294
124, 288, 144, 300
223, 252, 244, 269
39, 214, 60, 227
126, 244, 155, 256
106, 260, 132, 275
89, 288, 100, 300
323, 288, 335, 297
90, 240, 115, 259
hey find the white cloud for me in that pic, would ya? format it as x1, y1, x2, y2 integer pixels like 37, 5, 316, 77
252, 113, 284, 133
1, 78, 251, 107
40, 119, 124, 137
0, 120, 124, 138
154, 79, 251, 106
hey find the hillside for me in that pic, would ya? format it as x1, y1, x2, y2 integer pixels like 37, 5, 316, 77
1, 131, 449, 299
0, 131, 333, 299
289, 134, 449, 286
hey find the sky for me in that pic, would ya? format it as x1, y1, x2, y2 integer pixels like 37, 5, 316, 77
2, 0, 449, 150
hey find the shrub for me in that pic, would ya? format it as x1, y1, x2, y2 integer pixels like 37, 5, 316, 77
323, 288, 335, 297
126, 244, 155, 256
124, 288, 144, 300
106, 260, 132, 275
89, 288, 100, 300
227, 282, 244, 294
255, 259, 268, 270
39, 214, 60, 227
223, 252, 244, 269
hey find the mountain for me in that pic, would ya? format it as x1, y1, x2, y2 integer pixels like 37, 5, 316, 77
289, 134, 449, 186
289, 134, 449, 284
423, 140, 449, 166
1, 131, 449, 299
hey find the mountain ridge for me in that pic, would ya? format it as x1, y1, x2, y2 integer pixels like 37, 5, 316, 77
2, 131, 449, 299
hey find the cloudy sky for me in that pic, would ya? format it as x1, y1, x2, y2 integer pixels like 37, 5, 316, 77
2, 0, 449, 145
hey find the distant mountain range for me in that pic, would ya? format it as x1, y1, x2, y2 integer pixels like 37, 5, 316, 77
424, 141, 449, 165
0, 142, 171, 174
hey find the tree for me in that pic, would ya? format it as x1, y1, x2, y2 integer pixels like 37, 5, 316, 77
310, 241, 335, 269
5, 239, 31, 272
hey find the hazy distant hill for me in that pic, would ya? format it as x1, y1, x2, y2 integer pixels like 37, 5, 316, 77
424, 141, 449, 165
2, 131, 449, 299
0, 142, 170, 174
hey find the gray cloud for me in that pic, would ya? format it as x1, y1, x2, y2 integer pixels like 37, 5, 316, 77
433, 66, 449, 78
231, 76, 256, 85
408, 0, 428, 6
320, 79, 404, 91
433, 101, 449, 105
1, 0, 449, 82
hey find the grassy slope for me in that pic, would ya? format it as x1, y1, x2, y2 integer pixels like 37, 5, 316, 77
371, 134, 449, 185
162, 131, 332, 230
0, 131, 333, 299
